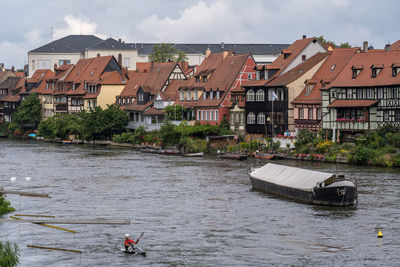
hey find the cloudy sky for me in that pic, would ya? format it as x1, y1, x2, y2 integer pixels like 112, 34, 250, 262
1, 0, 399, 69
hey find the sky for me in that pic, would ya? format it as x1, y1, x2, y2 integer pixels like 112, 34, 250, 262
1, 0, 399, 69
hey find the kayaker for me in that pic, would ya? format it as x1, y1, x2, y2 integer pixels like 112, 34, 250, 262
124, 233, 135, 251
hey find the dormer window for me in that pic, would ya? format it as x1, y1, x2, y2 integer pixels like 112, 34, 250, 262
282, 49, 292, 60
84, 82, 87, 90
90, 70, 95, 76
391, 64, 400, 77
202, 76, 207, 82
352, 65, 363, 79
46, 83, 49, 90
210, 89, 214, 100
256, 71, 260, 80
371, 64, 383, 78
203, 90, 207, 99
302, 55, 306, 61
72, 83, 75, 90
195, 77, 200, 83
305, 84, 315, 96
216, 89, 220, 100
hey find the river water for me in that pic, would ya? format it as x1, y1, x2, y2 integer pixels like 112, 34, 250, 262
0, 139, 399, 266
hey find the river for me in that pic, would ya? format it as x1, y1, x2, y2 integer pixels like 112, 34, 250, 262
0, 139, 399, 266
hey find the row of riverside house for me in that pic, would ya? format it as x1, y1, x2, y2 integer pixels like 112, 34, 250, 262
1, 36, 400, 141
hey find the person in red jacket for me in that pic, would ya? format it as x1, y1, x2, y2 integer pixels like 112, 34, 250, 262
124, 233, 135, 251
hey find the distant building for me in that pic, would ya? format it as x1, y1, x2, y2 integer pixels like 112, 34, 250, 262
28, 35, 289, 77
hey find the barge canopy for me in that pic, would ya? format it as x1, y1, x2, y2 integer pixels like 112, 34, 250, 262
250, 163, 335, 192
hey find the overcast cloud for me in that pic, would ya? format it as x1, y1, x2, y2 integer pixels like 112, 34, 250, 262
1, 0, 399, 69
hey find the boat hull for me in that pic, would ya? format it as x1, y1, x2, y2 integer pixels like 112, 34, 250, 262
249, 176, 356, 206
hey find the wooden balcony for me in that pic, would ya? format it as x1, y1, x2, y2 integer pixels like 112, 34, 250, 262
55, 104, 67, 112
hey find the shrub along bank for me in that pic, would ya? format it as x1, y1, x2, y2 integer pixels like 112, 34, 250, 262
294, 125, 400, 167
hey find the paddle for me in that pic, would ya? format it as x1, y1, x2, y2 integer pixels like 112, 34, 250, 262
135, 232, 144, 244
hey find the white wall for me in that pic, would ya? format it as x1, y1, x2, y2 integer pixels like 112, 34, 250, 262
28, 52, 82, 77
85, 50, 139, 70
281, 41, 327, 75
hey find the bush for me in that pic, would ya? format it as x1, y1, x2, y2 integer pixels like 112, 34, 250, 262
385, 132, 400, 148
0, 195, 15, 215
0, 241, 19, 267
271, 141, 281, 152
348, 145, 376, 165
112, 132, 135, 143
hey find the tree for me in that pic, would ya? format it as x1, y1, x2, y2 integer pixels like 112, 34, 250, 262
149, 43, 188, 62
12, 93, 42, 130
164, 105, 186, 121
101, 104, 130, 138
0, 241, 19, 267
339, 42, 352, 48
316, 35, 336, 47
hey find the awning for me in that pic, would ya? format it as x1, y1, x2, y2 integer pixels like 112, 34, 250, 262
327, 99, 379, 108
250, 163, 334, 191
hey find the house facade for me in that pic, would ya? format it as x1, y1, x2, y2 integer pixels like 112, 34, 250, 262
292, 48, 359, 131
321, 50, 400, 136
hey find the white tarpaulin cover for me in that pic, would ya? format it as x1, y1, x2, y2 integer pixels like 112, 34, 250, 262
250, 163, 335, 191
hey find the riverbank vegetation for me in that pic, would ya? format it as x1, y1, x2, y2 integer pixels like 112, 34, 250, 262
294, 125, 400, 167
0, 194, 15, 215
38, 105, 129, 140
0, 241, 19, 267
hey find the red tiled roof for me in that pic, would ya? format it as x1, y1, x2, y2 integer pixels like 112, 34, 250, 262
125, 100, 153, 112
292, 48, 359, 104
143, 107, 165, 115
327, 50, 400, 88
327, 99, 379, 108
390, 40, 400, 51
30, 69, 54, 94
266, 52, 329, 87
266, 37, 324, 77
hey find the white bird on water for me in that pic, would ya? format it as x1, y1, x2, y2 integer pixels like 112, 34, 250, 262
24, 173, 31, 182
10, 177, 16, 182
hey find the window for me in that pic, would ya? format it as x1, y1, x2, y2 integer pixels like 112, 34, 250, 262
216, 89, 220, 99
215, 110, 219, 121
317, 108, 322, 120
124, 58, 130, 69
195, 77, 200, 83
201, 110, 205, 120
372, 68, 377, 78
202, 76, 207, 82
384, 110, 390, 122
347, 89, 353, 99
38, 60, 43, 69
235, 112, 239, 124
88, 101, 91, 108
257, 113, 265, 124
84, 83, 87, 90
302, 55, 306, 61
247, 112, 255, 124
256, 89, 264, 101
240, 113, 244, 125
194, 90, 198, 100
356, 89, 363, 99
206, 110, 209, 121
138, 93, 144, 102
210, 110, 214, 121
32, 60, 35, 71
395, 110, 400, 122
203, 91, 207, 99
45, 60, 50, 69
391, 88, 398, 98
366, 89, 374, 99
378, 88, 384, 99
308, 108, 313, 120
246, 89, 255, 101
59, 59, 70, 66
392, 66, 399, 77
268, 89, 275, 101
180, 90, 185, 101
187, 90, 192, 101
299, 108, 304, 119
210, 90, 213, 100
197, 110, 200, 120
256, 71, 260, 80
330, 64, 336, 72
248, 73, 252, 80
230, 112, 234, 123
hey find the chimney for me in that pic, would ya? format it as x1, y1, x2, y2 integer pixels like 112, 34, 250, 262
118, 38, 122, 43
363, 41, 368, 52
223, 51, 229, 59
384, 44, 391, 52
221, 42, 224, 49
302, 35, 306, 39
206, 48, 211, 58
11, 66, 15, 72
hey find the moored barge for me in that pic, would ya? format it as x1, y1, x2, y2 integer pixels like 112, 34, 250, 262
249, 163, 357, 206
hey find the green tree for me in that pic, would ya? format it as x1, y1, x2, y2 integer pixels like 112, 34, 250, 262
101, 104, 130, 138
149, 43, 188, 62
164, 105, 186, 121
12, 93, 42, 130
0, 194, 15, 215
316, 35, 336, 47
339, 42, 352, 48
0, 241, 19, 267
159, 121, 181, 147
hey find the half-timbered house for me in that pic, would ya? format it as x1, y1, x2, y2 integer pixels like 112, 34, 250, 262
321, 50, 400, 136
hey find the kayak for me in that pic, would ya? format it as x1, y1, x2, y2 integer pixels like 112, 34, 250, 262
122, 246, 146, 256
